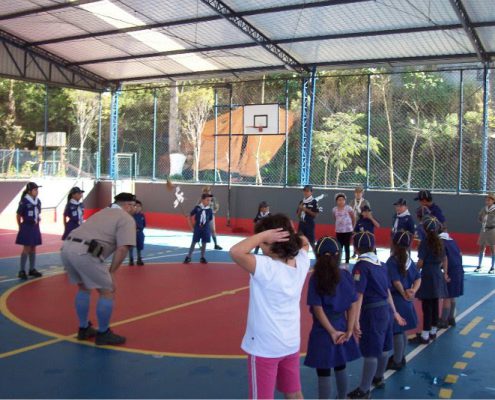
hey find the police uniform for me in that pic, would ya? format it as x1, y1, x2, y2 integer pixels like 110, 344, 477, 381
440, 233, 464, 298
15, 194, 42, 246
191, 204, 213, 243
304, 270, 361, 368
297, 196, 319, 245
62, 199, 84, 240
352, 252, 393, 357
387, 256, 420, 333
134, 211, 146, 251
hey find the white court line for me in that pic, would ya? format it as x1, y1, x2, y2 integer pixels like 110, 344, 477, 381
381, 288, 495, 383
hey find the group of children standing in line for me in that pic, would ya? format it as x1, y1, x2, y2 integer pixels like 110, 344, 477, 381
231, 185, 487, 399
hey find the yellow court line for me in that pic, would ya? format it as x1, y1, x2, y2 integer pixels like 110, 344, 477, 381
487, 325, 495, 330
444, 374, 458, 384
472, 341, 483, 348
0, 275, 250, 360
463, 351, 476, 359
453, 361, 467, 370
439, 388, 453, 399
460, 316, 483, 335
480, 333, 491, 339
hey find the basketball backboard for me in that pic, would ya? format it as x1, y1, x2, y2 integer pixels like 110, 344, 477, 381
244, 104, 279, 135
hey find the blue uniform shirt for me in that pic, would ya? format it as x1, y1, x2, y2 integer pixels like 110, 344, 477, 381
352, 254, 390, 304
426, 203, 446, 224
354, 217, 376, 234
17, 196, 41, 224
387, 256, 420, 296
392, 213, 415, 235
298, 198, 319, 225
134, 212, 146, 231
442, 237, 463, 276
418, 240, 445, 264
64, 201, 84, 225
191, 205, 213, 228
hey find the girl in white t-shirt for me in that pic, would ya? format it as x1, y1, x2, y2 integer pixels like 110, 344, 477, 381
230, 213, 311, 400
332, 193, 355, 265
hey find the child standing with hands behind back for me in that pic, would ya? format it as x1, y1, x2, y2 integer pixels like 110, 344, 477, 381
129, 200, 146, 266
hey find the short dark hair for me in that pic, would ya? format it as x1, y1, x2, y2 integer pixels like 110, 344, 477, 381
254, 213, 302, 260
135, 200, 142, 206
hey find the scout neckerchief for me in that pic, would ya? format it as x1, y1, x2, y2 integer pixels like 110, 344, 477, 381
259, 211, 270, 218
439, 232, 452, 241
353, 197, 364, 216
199, 203, 210, 226
482, 204, 495, 232
25, 194, 40, 222
110, 203, 122, 209
393, 209, 410, 232
70, 198, 84, 225
357, 251, 381, 266
301, 195, 314, 222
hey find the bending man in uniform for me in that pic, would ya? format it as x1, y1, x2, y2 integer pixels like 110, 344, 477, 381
61, 192, 137, 345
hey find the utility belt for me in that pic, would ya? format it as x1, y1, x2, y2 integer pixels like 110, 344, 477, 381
485, 226, 495, 231
67, 237, 104, 259
362, 300, 388, 310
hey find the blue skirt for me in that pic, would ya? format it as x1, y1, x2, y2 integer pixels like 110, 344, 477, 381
136, 231, 145, 251
446, 271, 464, 298
16, 223, 42, 246
391, 294, 418, 333
417, 263, 449, 300
304, 316, 361, 369
62, 221, 79, 240
298, 222, 315, 244
192, 225, 211, 243
359, 305, 393, 357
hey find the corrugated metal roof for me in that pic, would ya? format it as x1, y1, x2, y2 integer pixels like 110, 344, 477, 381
0, 0, 493, 87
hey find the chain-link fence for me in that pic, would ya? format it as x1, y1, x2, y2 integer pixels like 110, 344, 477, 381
0, 66, 494, 193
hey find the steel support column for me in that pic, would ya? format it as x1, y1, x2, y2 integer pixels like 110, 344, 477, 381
366, 75, 372, 189
152, 89, 158, 180
481, 65, 490, 192
109, 89, 121, 180
457, 70, 464, 193
299, 67, 317, 186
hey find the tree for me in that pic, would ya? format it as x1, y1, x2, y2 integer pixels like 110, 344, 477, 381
66, 90, 99, 176
313, 112, 381, 186
180, 87, 214, 181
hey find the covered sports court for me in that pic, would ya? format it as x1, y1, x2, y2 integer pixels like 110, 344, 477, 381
1, 0, 495, 398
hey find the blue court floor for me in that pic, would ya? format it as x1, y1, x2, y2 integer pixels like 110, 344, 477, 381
0, 229, 494, 399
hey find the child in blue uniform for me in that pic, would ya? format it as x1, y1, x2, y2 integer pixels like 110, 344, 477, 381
297, 185, 319, 253
305, 237, 361, 399
62, 186, 85, 240
348, 232, 405, 399
410, 215, 449, 344
15, 182, 43, 280
253, 201, 270, 254
354, 205, 380, 234
386, 231, 421, 370
184, 194, 213, 264
438, 231, 464, 328
391, 198, 415, 237
415, 190, 446, 230
129, 200, 146, 266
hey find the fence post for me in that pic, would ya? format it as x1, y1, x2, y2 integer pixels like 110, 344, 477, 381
152, 89, 157, 180
43, 84, 49, 175
457, 70, 464, 194
481, 65, 489, 192
109, 88, 121, 180
15, 148, 19, 177
284, 79, 289, 187
96, 93, 102, 180
214, 88, 218, 184
306, 66, 317, 183
227, 84, 233, 227
366, 75, 372, 190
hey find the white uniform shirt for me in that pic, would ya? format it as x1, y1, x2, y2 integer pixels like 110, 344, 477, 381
241, 249, 310, 357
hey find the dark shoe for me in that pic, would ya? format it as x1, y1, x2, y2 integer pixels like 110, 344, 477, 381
437, 319, 448, 329
348, 387, 370, 399
429, 332, 437, 340
28, 269, 42, 278
373, 376, 385, 388
200, 257, 208, 264
95, 329, 126, 345
137, 258, 144, 266
129, 259, 134, 266
18, 270, 28, 280
77, 321, 97, 340
448, 317, 456, 327
214, 245, 223, 250
474, 266, 482, 273
401, 356, 406, 367
409, 333, 429, 344
387, 356, 403, 371
489, 267, 495, 274
183, 256, 191, 264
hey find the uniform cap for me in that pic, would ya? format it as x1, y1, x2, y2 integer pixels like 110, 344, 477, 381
26, 182, 41, 190
315, 236, 340, 256
361, 205, 371, 212
259, 201, 269, 208
69, 186, 84, 195
423, 215, 440, 232
353, 230, 375, 250
414, 190, 432, 201
487, 193, 495, 201
201, 193, 213, 200
416, 205, 431, 219
303, 185, 313, 192
393, 198, 407, 206
114, 192, 136, 202
393, 230, 413, 247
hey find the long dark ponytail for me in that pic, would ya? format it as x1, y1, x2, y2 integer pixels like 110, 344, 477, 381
426, 230, 443, 258
314, 253, 341, 296
392, 243, 409, 277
